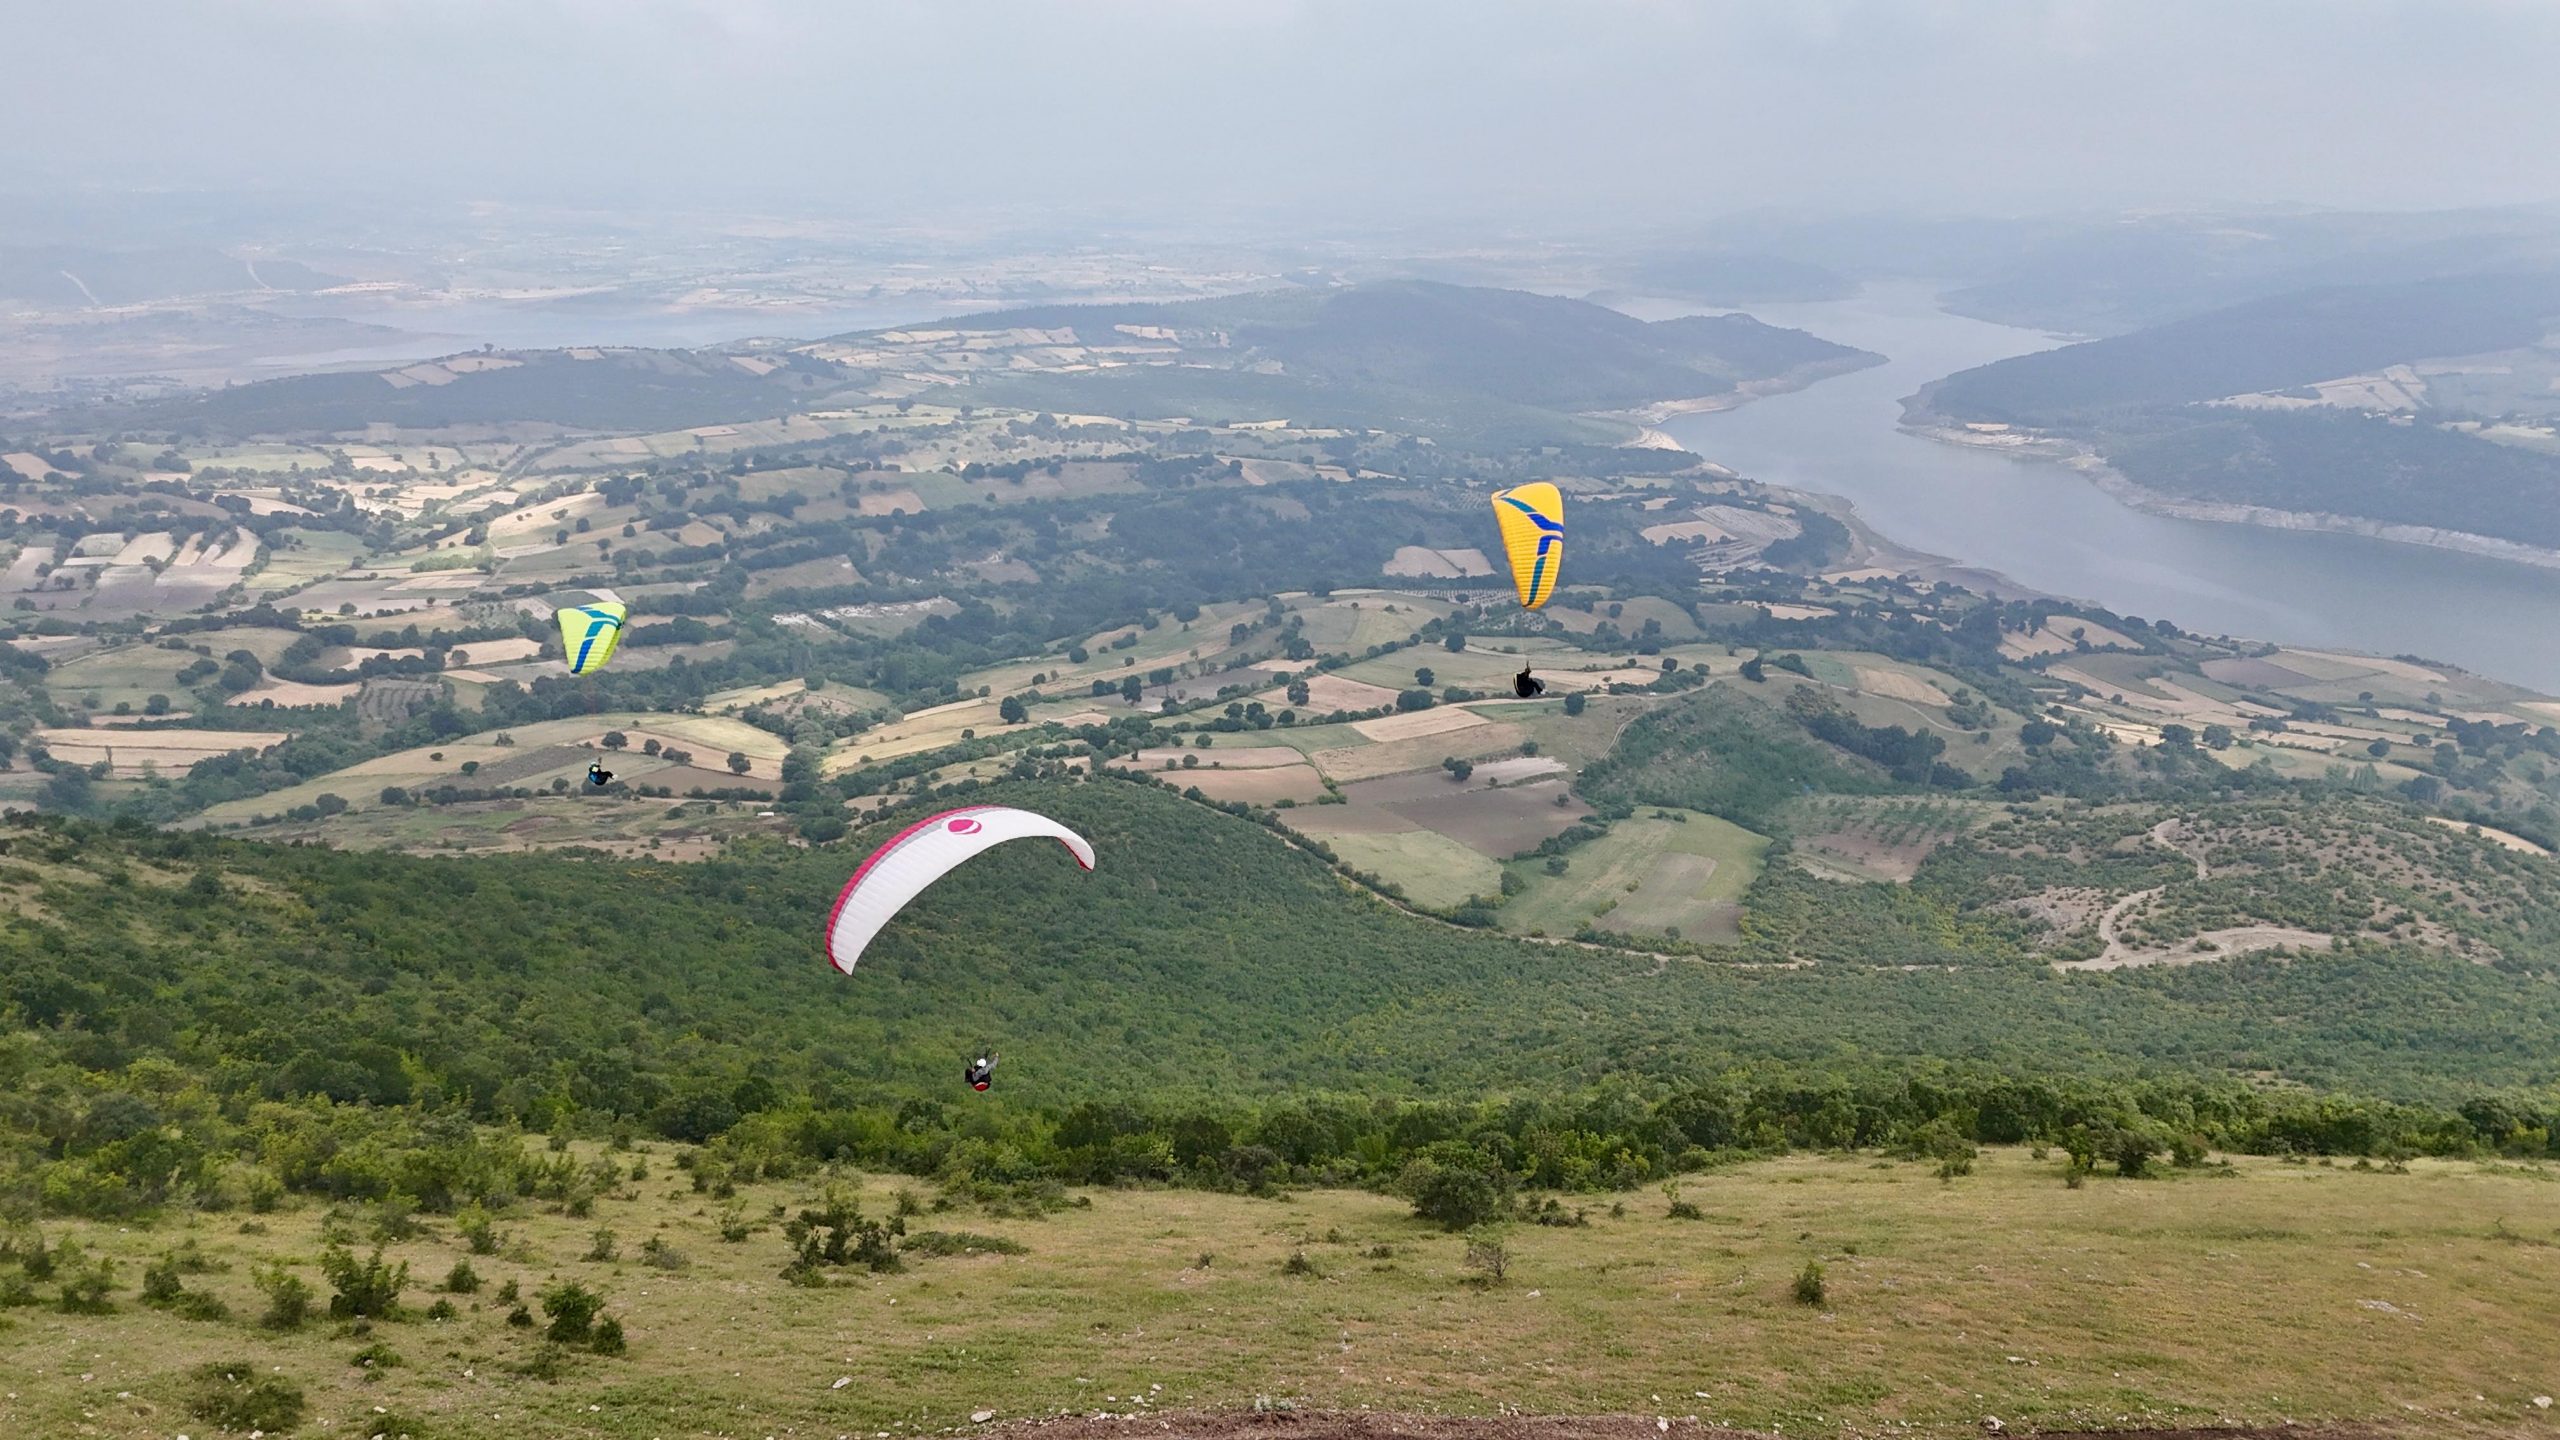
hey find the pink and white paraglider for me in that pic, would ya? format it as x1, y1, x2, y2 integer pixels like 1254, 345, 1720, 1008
823, 805, 1096, 974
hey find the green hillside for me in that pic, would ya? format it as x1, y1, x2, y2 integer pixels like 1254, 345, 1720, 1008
882, 281, 1874, 417
1918, 272, 2560, 548
1924, 272, 2560, 426
8, 777, 2560, 1133
2102, 406, 2560, 547
88, 348, 851, 439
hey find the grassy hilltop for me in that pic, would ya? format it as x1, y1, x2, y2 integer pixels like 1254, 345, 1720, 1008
2, 1146, 2553, 1440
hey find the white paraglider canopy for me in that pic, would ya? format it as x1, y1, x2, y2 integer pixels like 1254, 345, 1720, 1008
824, 805, 1096, 973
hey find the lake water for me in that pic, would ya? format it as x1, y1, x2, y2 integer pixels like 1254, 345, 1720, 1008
1642, 284, 2560, 693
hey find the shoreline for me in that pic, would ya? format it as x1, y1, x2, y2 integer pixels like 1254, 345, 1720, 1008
1775, 485, 2061, 605
1591, 352, 1886, 428
1899, 403, 2560, 574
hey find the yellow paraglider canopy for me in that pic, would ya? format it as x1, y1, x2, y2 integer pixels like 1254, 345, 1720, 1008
556, 602, 627, 676
1490, 482, 1565, 610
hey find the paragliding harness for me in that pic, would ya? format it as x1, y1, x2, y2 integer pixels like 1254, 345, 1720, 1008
587, 762, 613, 789
1514, 666, 1546, 699
964, 1052, 998, 1092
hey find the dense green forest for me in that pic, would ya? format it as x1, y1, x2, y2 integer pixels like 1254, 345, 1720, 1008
5, 779, 2558, 1223
2101, 407, 2560, 547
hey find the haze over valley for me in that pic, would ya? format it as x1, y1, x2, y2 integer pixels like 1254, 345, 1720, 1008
2, 5, 2558, 1439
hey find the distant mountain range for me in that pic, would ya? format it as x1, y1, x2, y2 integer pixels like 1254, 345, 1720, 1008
69, 281, 1876, 444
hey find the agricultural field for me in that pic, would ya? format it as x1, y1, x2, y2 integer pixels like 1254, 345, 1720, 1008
4, 1147, 2553, 1440
212, 793, 795, 856
1293, 826, 1504, 908
826, 697, 1017, 769
1304, 717, 1530, 785
188, 712, 789, 833
1499, 807, 1766, 941
1786, 796, 1991, 883
246, 530, 369, 596
41, 626, 304, 711
31, 726, 289, 777
1265, 755, 1589, 910
1332, 642, 1608, 696
1292, 595, 1453, 655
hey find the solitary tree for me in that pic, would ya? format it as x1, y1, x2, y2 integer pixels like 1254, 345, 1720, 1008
726, 751, 751, 775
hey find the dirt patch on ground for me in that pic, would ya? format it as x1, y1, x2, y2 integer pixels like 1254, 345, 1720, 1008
1125, 746, 1306, 769
2426, 814, 2551, 855
1294, 674, 1404, 713
857, 488, 928, 516
990, 1415, 1748, 1440
1312, 722, 1526, 783
1993, 886, 2110, 933
1796, 828, 1956, 883
990, 1414, 2378, 1440
447, 636, 544, 665
1851, 665, 1951, 706
1353, 706, 1487, 742
1386, 779, 1590, 856
2059, 925, 2335, 971
230, 677, 361, 708
1300, 770, 1592, 855
1168, 764, 1329, 804
35, 727, 286, 771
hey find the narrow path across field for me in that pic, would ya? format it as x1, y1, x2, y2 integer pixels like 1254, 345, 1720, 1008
2057, 817, 2328, 970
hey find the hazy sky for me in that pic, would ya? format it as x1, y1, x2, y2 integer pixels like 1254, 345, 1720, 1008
7, 0, 2559, 228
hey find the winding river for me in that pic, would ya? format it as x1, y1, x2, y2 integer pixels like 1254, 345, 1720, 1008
1641, 284, 2560, 693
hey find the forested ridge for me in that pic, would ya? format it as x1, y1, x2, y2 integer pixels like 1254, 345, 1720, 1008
5, 778, 2558, 1222
1924, 273, 2560, 426
1917, 272, 2560, 548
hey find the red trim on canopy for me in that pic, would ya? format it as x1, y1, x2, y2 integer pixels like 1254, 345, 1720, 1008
824, 807, 985, 972
822, 805, 1094, 973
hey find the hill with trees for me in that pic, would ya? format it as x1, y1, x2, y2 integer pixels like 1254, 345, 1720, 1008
872, 281, 1877, 437
1923, 273, 2560, 426
1916, 272, 2560, 551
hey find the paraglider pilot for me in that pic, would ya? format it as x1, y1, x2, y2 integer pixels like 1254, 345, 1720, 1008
1514, 666, 1546, 699
964, 1052, 998, 1092
587, 761, 613, 788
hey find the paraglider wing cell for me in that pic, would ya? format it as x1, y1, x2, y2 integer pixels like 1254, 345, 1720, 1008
556, 603, 628, 675
825, 806, 1096, 973
1490, 483, 1565, 610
